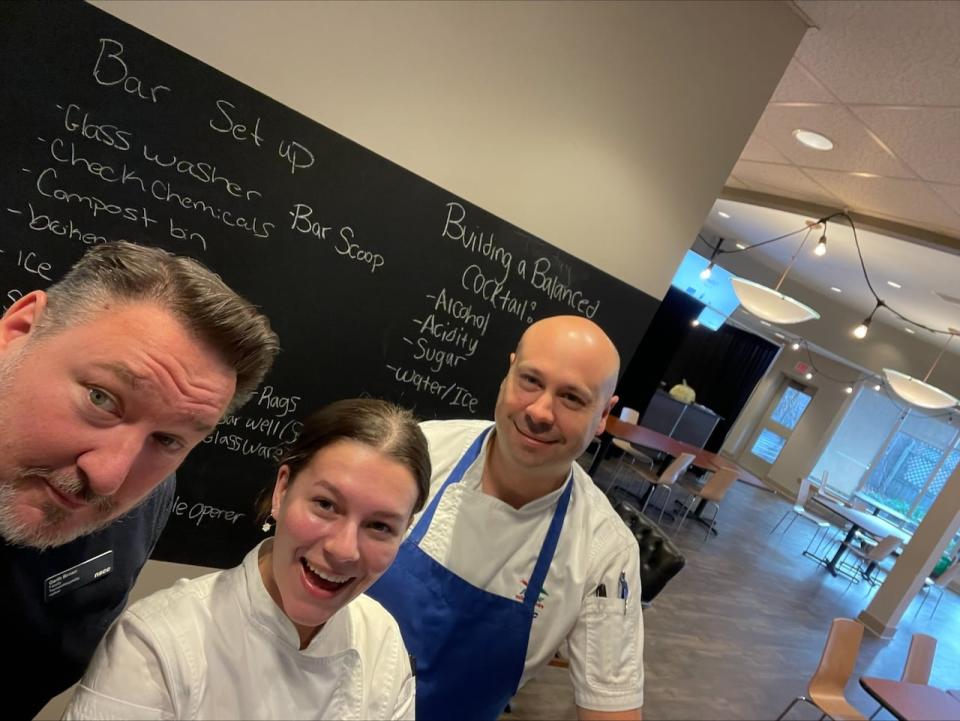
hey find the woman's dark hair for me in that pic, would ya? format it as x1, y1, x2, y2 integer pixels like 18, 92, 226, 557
257, 398, 431, 523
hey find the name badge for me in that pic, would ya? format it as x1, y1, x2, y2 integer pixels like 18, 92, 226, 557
44, 550, 114, 602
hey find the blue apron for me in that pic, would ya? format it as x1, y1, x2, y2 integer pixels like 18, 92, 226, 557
367, 426, 573, 721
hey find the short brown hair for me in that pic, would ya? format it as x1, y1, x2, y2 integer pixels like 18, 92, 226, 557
35, 241, 278, 412
258, 398, 431, 522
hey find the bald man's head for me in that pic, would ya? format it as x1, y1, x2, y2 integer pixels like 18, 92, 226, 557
515, 316, 621, 400
492, 315, 621, 485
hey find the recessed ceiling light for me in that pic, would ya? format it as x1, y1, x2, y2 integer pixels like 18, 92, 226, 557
850, 172, 880, 178
760, 320, 772, 327
887, 280, 902, 289
793, 129, 834, 151
904, 327, 915, 334
874, 384, 882, 392
735, 242, 747, 250
774, 332, 785, 339
718, 211, 731, 219
830, 287, 843, 293
805, 372, 814, 380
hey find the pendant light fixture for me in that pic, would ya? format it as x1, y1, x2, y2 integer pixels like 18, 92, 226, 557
883, 330, 959, 410
730, 228, 820, 325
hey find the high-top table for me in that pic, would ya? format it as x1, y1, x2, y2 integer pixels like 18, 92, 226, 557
810, 496, 912, 576
860, 677, 960, 721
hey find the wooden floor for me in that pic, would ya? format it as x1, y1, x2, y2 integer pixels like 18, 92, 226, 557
505, 457, 960, 721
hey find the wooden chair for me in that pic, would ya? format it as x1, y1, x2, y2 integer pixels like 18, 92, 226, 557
672, 468, 738, 541
629, 452, 696, 525
868, 633, 936, 718
776, 618, 866, 721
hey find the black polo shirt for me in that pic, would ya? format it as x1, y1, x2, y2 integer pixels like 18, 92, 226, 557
1, 475, 175, 720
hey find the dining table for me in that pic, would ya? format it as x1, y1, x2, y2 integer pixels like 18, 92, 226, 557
860, 677, 960, 721
590, 416, 767, 533
810, 496, 912, 576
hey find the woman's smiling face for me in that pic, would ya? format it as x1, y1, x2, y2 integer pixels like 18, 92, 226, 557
260, 438, 419, 647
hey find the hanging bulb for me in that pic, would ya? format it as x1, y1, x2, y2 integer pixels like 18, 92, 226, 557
699, 262, 714, 280
814, 234, 827, 256
791, 341, 801, 351
853, 300, 883, 339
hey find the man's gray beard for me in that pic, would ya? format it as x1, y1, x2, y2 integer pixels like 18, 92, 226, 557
0, 468, 116, 550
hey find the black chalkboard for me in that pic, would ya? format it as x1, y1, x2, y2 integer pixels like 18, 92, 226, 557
0, 1, 659, 567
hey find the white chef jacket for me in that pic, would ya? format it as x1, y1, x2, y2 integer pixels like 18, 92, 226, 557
416, 419, 644, 711
63, 541, 415, 720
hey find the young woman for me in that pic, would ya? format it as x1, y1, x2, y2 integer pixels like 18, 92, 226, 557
64, 398, 430, 720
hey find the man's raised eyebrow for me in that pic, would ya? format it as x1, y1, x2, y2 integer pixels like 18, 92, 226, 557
92, 361, 147, 389
93, 363, 218, 434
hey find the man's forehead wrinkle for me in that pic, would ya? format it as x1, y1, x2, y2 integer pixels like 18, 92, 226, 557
95, 346, 229, 426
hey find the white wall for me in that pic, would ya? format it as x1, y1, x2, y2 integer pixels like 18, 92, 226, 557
92, 0, 808, 300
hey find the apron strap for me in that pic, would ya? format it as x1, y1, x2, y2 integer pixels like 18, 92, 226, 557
408, 425, 494, 546
408, 422, 574, 613
522, 473, 573, 611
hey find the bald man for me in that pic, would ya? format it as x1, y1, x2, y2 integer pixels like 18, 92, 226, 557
369, 316, 644, 721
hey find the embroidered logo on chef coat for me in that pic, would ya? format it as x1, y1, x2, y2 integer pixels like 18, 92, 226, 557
514, 578, 547, 617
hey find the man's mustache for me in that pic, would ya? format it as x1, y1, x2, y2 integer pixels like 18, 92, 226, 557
17, 467, 116, 512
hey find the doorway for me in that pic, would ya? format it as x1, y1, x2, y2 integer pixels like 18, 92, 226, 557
740, 377, 814, 478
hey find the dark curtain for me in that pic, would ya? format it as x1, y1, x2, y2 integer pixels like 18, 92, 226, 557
663, 320, 779, 452
617, 287, 703, 423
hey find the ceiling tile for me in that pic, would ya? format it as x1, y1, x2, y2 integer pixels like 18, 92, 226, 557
755, 104, 916, 178
796, 0, 960, 106
930, 183, 960, 217
802, 169, 960, 236
851, 106, 960, 185
739, 135, 791, 164
731, 160, 842, 206
725, 175, 751, 190
770, 59, 838, 103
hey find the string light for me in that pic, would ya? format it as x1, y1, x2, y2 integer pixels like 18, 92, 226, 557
853, 300, 884, 340
814, 232, 827, 256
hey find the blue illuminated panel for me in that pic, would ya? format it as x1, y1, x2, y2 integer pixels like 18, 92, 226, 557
671, 250, 740, 330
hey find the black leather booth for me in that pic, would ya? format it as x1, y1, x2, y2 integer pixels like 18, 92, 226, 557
611, 497, 686, 604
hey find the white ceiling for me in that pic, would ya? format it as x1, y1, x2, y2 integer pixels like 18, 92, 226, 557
705, 0, 960, 356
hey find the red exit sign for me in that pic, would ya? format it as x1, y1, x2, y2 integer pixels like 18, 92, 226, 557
794, 361, 811, 375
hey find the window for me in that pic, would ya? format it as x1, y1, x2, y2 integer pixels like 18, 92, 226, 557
770, 386, 812, 429
811, 385, 902, 496
751, 429, 787, 464
813, 384, 960, 525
